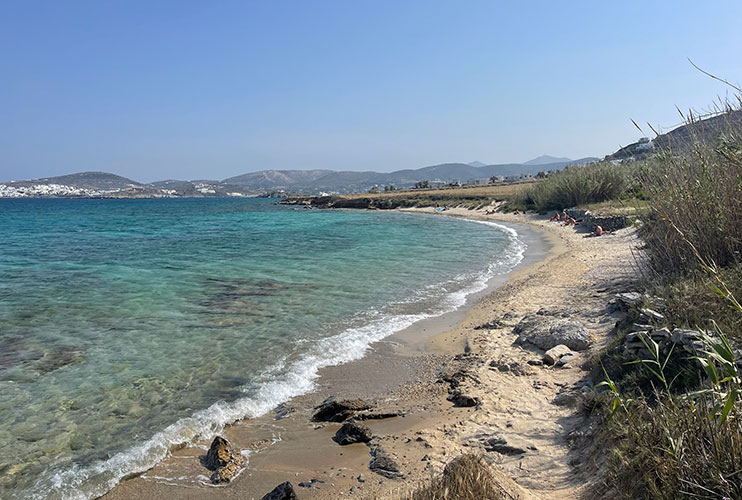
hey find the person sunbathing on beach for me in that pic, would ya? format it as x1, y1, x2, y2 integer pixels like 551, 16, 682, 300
584, 224, 611, 237
562, 215, 576, 226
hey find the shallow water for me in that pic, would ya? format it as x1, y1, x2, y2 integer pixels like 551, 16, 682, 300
0, 198, 524, 499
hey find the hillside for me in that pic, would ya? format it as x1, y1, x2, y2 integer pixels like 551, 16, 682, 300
523, 155, 572, 165
607, 109, 742, 161
8, 171, 143, 190
1, 156, 598, 198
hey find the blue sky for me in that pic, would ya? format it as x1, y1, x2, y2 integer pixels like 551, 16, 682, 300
1, 1, 741, 182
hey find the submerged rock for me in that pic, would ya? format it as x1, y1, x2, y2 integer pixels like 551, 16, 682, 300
333, 420, 373, 445
311, 397, 373, 422
261, 481, 298, 500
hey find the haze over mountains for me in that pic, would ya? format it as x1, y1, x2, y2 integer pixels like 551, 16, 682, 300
0, 156, 598, 198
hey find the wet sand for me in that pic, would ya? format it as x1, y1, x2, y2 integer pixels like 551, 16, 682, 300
103, 208, 639, 500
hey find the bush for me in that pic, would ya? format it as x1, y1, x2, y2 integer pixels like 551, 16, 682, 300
513, 162, 632, 212
653, 264, 742, 342
600, 395, 742, 500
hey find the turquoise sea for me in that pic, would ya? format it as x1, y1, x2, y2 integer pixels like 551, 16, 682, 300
0, 198, 525, 499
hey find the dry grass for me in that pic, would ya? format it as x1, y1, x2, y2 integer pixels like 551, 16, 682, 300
393, 455, 518, 500
637, 108, 742, 277
599, 395, 742, 500
342, 182, 533, 201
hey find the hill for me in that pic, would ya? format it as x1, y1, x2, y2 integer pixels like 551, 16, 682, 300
607, 109, 742, 161
1, 157, 599, 198
523, 155, 572, 165
9, 171, 143, 190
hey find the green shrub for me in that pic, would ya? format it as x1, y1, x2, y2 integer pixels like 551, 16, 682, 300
514, 162, 632, 212
600, 395, 742, 500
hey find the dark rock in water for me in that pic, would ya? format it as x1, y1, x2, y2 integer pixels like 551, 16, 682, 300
483, 437, 526, 455
333, 420, 373, 445
261, 481, 298, 500
448, 390, 478, 407
311, 397, 373, 422
203, 436, 245, 484
369, 446, 403, 479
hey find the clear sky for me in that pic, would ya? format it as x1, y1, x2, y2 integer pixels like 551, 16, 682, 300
2, 1, 741, 183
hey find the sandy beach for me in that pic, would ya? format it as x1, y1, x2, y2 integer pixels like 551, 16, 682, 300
103, 208, 639, 500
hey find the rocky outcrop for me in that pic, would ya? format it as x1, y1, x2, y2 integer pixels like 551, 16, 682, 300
514, 313, 591, 351
261, 481, 298, 500
204, 436, 245, 484
311, 397, 373, 422
333, 420, 373, 445
369, 446, 403, 479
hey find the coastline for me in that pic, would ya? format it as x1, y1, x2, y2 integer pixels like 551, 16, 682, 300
103, 208, 637, 500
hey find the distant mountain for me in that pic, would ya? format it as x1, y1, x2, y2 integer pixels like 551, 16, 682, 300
523, 155, 572, 166
223, 169, 336, 189
7, 171, 143, 190
1, 157, 600, 198
467, 161, 487, 167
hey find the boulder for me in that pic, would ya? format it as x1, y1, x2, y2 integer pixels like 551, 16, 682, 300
514, 314, 590, 351
333, 420, 373, 445
261, 481, 298, 500
543, 344, 572, 365
369, 446, 403, 479
311, 397, 373, 422
447, 390, 479, 407
204, 436, 245, 484
553, 390, 579, 407
205, 436, 243, 470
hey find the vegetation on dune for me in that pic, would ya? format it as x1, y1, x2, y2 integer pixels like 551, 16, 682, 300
509, 161, 636, 213
585, 101, 742, 499
398, 454, 515, 500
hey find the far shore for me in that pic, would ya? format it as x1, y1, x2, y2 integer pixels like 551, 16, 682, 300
104, 207, 638, 500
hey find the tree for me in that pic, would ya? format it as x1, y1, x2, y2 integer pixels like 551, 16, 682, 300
413, 180, 430, 189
